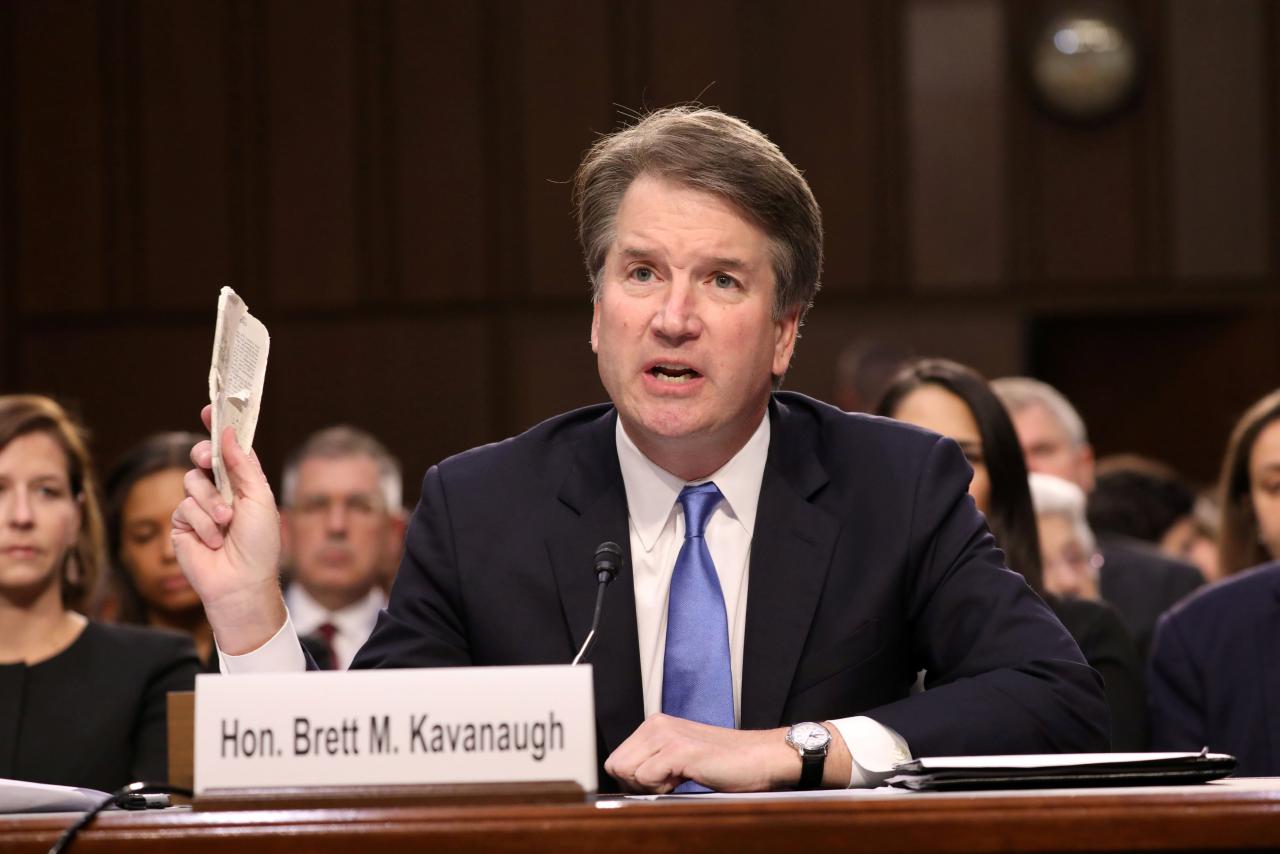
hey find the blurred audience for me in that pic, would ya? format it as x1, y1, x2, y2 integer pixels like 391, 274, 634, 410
0, 395, 198, 791
1147, 560, 1280, 774
879, 359, 1146, 749
105, 431, 216, 669
1089, 455, 1219, 582
280, 426, 405, 670
1215, 388, 1280, 577
1028, 473, 1102, 602
1147, 387, 1280, 774
992, 377, 1202, 657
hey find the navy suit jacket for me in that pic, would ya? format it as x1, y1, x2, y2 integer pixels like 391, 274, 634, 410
353, 393, 1108, 788
1148, 561, 1280, 775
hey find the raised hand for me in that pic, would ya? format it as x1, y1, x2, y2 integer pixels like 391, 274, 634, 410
171, 405, 286, 654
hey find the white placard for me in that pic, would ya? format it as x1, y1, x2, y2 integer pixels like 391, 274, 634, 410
193, 666, 597, 793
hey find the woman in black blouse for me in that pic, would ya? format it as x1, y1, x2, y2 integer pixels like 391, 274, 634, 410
0, 395, 198, 791
878, 359, 1147, 751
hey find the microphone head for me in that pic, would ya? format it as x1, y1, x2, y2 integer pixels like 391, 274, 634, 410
593, 541, 622, 583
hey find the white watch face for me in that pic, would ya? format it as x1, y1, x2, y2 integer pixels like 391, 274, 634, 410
789, 722, 830, 751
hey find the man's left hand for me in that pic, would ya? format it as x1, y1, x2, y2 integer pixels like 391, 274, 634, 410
603, 714, 852, 793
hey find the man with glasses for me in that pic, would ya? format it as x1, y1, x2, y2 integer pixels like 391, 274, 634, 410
279, 426, 405, 670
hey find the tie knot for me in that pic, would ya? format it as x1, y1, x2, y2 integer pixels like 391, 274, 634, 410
316, 622, 338, 644
678, 482, 723, 540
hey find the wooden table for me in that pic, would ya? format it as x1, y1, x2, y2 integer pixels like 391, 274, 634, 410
3, 778, 1280, 853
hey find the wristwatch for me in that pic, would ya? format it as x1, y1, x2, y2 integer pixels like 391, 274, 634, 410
785, 721, 832, 789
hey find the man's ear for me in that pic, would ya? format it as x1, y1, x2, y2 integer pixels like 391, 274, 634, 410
771, 305, 802, 378
590, 299, 601, 354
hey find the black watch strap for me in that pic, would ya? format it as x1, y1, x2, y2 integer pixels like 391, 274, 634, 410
798, 747, 826, 789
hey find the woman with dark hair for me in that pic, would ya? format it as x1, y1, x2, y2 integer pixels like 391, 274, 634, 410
878, 359, 1146, 750
0, 395, 198, 791
1215, 388, 1280, 577
105, 431, 217, 670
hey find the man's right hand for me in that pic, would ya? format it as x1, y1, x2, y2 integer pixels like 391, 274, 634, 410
171, 404, 286, 655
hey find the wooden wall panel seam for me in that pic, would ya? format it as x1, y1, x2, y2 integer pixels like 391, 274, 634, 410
1139, 0, 1168, 282
251, 0, 274, 310
352, 0, 376, 303
871, 0, 906, 291
1000, 0, 1027, 288
482, 0, 522, 439
378, 0, 400, 303
122, 0, 144, 309
0, 1, 15, 387
98, 1, 121, 312
1268, 0, 1280, 279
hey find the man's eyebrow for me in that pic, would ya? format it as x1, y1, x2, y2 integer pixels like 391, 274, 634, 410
617, 246, 751, 270
704, 256, 751, 271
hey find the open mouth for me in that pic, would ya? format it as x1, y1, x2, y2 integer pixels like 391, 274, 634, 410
649, 364, 702, 384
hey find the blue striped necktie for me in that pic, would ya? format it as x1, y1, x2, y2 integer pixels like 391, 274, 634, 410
662, 482, 733, 793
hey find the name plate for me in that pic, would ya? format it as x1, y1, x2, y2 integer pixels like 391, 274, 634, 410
193, 665, 597, 793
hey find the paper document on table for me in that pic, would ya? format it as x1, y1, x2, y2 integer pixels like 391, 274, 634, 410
207, 287, 270, 504
0, 777, 109, 813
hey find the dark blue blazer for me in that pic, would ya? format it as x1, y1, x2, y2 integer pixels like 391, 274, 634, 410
1148, 561, 1280, 775
353, 393, 1108, 787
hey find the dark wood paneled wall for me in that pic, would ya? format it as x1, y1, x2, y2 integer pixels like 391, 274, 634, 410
2, 0, 1277, 499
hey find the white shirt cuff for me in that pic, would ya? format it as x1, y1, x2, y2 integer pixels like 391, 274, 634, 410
216, 614, 308, 674
828, 716, 912, 788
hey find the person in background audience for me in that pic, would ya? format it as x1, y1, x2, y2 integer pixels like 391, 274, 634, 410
992, 377, 1202, 658
1029, 473, 1103, 603
879, 360, 1145, 750
1088, 455, 1219, 582
280, 426, 405, 670
1186, 492, 1223, 582
0, 395, 198, 791
105, 432, 217, 670
1216, 388, 1280, 577
1148, 557, 1280, 775
1148, 389, 1280, 773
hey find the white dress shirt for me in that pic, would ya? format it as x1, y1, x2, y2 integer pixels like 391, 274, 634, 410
617, 414, 909, 787
221, 412, 910, 786
284, 584, 387, 671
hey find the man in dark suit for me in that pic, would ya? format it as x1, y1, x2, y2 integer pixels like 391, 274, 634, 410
173, 107, 1107, 793
1148, 562, 1280, 775
991, 377, 1202, 656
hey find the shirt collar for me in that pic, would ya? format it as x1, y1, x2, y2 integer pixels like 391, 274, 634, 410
285, 584, 387, 636
615, 410, 770, 553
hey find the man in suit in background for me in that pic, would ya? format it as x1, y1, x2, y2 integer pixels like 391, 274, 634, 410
173, 107, 1107, 793
991, 377, 1203, 657
279, 426, 404, 670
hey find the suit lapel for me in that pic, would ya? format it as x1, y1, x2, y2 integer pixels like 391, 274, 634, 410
546, 411, 645, 757
1259, 578, 1280, 771
740, 399, 840, 730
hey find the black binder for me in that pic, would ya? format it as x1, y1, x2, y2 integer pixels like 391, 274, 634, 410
887, 750, 1237, 791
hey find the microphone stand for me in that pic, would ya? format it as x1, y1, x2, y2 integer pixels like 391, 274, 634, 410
572, 542, 622, 665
